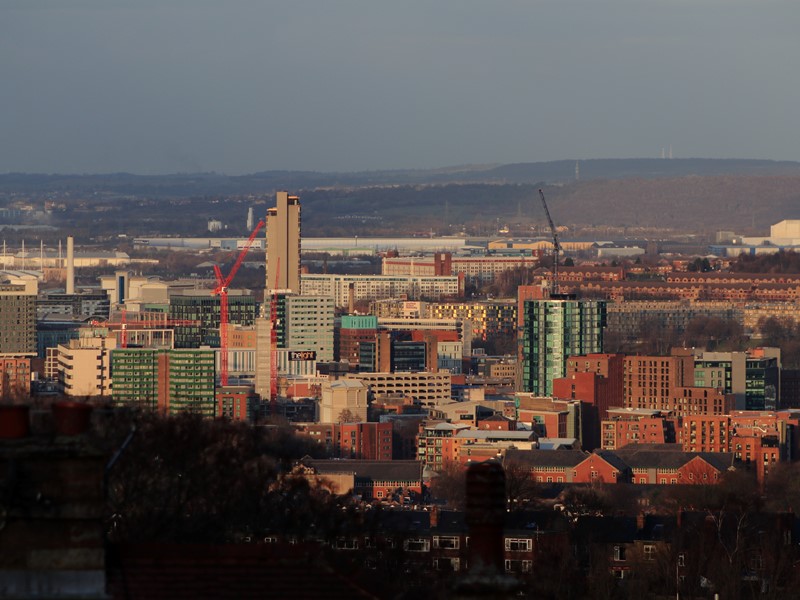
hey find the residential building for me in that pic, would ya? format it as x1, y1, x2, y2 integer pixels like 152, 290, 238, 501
601, 408, 673, 451
0, 357, 31, 400
623, 350, 695, 410
519, 297, 607, 396
428, 301, 517, 341
298, 422, 393, 460
56, 335, 115, 397
300, 460, 423, 501
417, 422, 471, 469
0, 282, 36, 356
217, 385, 257, 421
110, 348, 216, 416
383, 253, 538, 284
301, 274, 463, 306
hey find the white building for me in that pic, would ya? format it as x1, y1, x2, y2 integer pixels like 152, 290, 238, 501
301, 274, 462, 306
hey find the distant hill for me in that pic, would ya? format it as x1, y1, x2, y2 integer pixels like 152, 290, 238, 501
3, 158, 800, 194
2, 159, 800, 235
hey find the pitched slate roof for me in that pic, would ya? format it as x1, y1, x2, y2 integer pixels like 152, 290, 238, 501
308, 460, 422, 482
614, 446, 734, 471
591, 450, 632, 472
504, 448, 587, 469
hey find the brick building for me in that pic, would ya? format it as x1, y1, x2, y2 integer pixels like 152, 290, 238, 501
297, 422, 393, 460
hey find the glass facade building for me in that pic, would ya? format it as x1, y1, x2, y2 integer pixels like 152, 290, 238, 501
520, 297, 607, 396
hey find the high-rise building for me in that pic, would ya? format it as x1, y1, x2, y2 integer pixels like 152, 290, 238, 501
266, 191, 301, 294
0, 282, 37, 356
56, 336, 115, 397
520, 297, 607, 396
110, 348, 216, 416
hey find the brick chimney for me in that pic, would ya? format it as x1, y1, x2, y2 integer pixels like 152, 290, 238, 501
430, 504, 439, 528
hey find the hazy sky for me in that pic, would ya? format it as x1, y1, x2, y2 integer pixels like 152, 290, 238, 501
2, 0, 798, 174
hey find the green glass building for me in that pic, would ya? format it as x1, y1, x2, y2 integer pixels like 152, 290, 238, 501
111, 348, 216, 416
111, 348, 160, 410
520, 297, 607, 396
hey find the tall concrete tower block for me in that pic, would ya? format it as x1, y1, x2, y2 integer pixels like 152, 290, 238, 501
246, 207, 254, 231
66, 236, 75, 295
266, 191, 301, 294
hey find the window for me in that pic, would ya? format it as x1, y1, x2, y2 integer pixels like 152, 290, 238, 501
678, 553, 685, 567
505, 538, 533, 552
433, 536, 460, 550
434, 557, 460, 572
643, 544, 656, 561
613, 545, 626, 561
335, 538, 358, 550
404, 538, 430, 552
504, 559, 532, 573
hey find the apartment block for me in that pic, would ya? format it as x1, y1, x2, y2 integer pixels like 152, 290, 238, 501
301, 274, 462, 306
0, 357, 31, 400
0, 283, 36, 356
56, 336, 115, 397
520, 297, 607, 396
110, 348, 216, 416
623, 350, 694, 410
298, 422, 393, 460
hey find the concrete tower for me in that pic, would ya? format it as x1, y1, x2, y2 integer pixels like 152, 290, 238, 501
266, 191, 301, 294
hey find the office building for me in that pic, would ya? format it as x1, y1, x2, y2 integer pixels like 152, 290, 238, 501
169, 291, 257, 348
276, 294, 335, 362
337, 315, 379, 366
519, 297, 607, 396
266, 191, 301, 294
694, 348, 780, 410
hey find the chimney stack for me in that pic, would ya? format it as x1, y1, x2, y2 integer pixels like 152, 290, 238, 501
66, 236, 75, 295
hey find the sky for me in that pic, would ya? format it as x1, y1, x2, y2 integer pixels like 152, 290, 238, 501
1, 0, 799, 175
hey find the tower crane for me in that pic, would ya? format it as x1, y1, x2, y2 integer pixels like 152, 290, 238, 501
269, 259, 280, 415
213, 219, 265, 386
538, 188, 561, 296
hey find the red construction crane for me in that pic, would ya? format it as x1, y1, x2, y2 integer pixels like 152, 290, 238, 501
269, 259, 280, 415
213, 220, 265, 386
